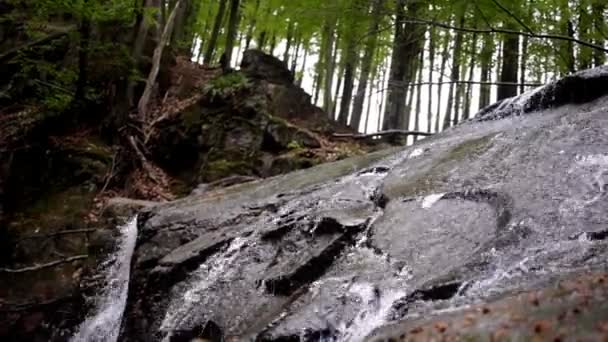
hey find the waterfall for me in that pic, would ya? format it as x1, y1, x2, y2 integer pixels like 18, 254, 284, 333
338, 283, 405, 342
71, 216, 138, 342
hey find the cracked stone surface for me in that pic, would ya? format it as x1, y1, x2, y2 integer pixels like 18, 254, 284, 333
119, 67, 608, 342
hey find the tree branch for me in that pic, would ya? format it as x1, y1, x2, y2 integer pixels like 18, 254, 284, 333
333, 130, 434, 139
18, 229, 97, 241
400, 17, 608, 53
0, 255, 88, 273
489, 0, 535, 35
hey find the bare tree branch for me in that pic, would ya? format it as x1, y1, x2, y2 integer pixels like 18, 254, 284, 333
490, 0, 535, 35
400, 17, 608, 53
0, 255, 88, 273
18, 229, 97, 241
333, 130, 434, 139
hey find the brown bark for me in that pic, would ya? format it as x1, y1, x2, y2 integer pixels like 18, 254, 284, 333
138, 0, 182, 119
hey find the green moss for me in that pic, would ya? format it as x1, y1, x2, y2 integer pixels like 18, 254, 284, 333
204, 72, 252, 99
205, 159, 255, 181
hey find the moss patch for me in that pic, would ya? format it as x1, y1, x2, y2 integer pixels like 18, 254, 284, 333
204, 159, 256, 181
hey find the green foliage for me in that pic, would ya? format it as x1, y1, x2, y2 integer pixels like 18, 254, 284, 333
287, 140, 303, 150
204, 73, 252, 99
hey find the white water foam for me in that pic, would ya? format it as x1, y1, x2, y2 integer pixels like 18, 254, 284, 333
159, 237, 249, 334
71, 216, 138, 342
338, 283, 405, 342
421, 193, 445, 209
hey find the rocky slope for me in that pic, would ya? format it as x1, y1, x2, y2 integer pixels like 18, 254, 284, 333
113, 67, 608, 341
0, 50, 363, 341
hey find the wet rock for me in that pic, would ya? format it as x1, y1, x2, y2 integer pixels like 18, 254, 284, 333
117, 68, 608, 342
102, 197, 157, 218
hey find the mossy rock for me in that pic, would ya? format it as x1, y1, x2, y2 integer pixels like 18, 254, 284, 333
384, 134, 497, 199
268, 154, 322, 176
204, 159, 257, 182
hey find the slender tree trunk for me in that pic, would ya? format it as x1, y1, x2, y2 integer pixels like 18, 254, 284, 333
313, 66, 322, 106
350, 0, 384, 131
297, 46, 308, 87
558, 0, 575, 74
196, 4, 214, 62
414, 50, 424, 140
258, 31, 267, 50
323, 19, 338, 116
497, 21, 519, 100
478, 34, 494, 109
337, 35, 357, 126
519, 35, 528, 94
75, 10, 91, 104
269, 33, 276, 54
363, 68, 378, 134
405, 70, 415, 131
138, 0, 182, 118
444, 15, 465, 130
244, 0, 260, 50
592, 2, 606, 67
291, 34, 301, 75
204, 0, 227, 64
333, 52, 345, 117
463, 34, 477, 120
223, 0, 241, 68
171, 0, 188, 50
427, 28, 435, 133
578, 1, 593, 70
495, 41, 503, 100
283, 21, 294, 64
377, 64, 387, 132
235, 31, 244, 64
435, 30, 450, 133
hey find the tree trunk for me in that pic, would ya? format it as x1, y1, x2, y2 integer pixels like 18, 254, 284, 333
138, 0, 182, 118
297, 46, 308, 87
497, 21, 519, 101
75, 12, 91, 105
578, 1, 593, 70
414, 50, 424, 141
463, 33, 477, 120
283, 21, 294, 64
444, 15, 465, 130
171, 0, 188, 48
244, 0, 260, 50
290, 33, 301, 75
592, 2, 606, 67
377, 64, 387, 132
404, 70, 415, 132
223, 0, 241, 68
558, 0, 575, 74
337, 34, 357, 126
333, 51, 345, 118
478, 33, 494, 109
427, 28, 435, 133
363, 62, 378, 134
323, 18, 338, 116
350, 0, 384, 131
382, 0, 423, 130
204, 0, 227, 64
435, 30, 450, 133
519, 35, 528, 94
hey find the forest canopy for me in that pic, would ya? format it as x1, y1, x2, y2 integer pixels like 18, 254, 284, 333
2, 0, 607, 134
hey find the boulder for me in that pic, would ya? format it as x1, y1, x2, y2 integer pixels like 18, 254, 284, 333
118, 66, 608, 341
240, 49, 294, 85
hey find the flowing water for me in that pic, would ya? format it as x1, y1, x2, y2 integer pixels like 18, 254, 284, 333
71, 216, 138, 342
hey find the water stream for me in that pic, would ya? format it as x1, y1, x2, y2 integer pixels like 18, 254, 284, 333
71, 216, 138, 342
